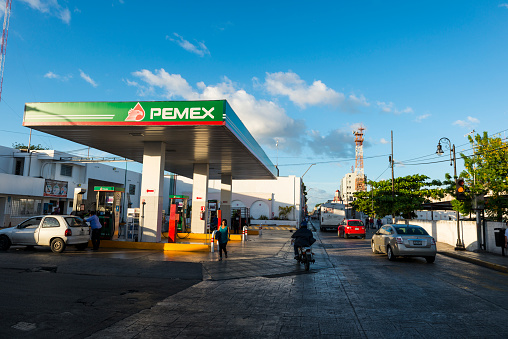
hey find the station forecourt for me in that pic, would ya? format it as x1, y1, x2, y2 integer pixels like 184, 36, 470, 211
23, 100, 277, 244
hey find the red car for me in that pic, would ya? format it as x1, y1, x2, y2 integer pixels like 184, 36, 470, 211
338, 219, 366, 239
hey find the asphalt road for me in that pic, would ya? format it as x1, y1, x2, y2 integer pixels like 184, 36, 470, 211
2, 222, 508, 338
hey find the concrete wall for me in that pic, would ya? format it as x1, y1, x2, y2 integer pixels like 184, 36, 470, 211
399, 219, 507, 255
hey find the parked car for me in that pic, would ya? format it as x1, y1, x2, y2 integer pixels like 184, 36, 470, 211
0, 215, 90, 253
338, 219, 366, 239
371, 224, 436, 263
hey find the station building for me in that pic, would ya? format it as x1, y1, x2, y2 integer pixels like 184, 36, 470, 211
0, 145, 304, 230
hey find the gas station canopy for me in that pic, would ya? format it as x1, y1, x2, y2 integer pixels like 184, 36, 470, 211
23, 100, 277, 180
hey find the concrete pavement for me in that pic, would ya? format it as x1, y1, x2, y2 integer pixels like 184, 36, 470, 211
437, 241, 508, 274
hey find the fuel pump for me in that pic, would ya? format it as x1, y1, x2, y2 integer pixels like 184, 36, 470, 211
94, 186, 124, 240
168, 195, 189, 242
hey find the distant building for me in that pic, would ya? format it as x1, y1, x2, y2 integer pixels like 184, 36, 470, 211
340, 172, 367, 203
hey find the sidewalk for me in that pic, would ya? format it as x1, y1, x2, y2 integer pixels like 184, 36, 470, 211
437, 242, 508, 274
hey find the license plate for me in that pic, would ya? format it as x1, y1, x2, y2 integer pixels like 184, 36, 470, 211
355, 228, 359, 230
413, 241, 422, 245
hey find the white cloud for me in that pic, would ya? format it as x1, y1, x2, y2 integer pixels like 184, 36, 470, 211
44, 71, 71, 81
499, 4, 508, 8
44, 71, 58, 79
380, 138, 389, 144
376, 101, 393, 113
453, 116, 479, 128
415, 114, 431, 122
376, 101, 413, 115
79, 69, 97, 87
264, 72, 345, 108
130, 69, 305, 151
0, 1, 5, 16
264, 71, 344, 109
167, 33, 210, 57
19, 0, 71, 24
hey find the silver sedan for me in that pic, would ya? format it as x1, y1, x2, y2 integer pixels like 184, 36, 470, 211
371, 224, 437, 263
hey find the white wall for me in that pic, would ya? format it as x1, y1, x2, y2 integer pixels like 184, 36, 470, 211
398, 219, 507, 255
169, 175, 302, 222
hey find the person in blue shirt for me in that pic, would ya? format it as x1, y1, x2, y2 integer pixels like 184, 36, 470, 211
86, 211, 102, 251
216, 219, 229, 261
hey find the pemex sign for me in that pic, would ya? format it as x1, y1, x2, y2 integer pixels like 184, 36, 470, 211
23, 100, 225, 126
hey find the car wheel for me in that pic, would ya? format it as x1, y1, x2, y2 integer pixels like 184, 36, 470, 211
76, 243, 88, 251
425, 256, 436, 264
50, 238, 66, 253
0, 235, 11, 251
371, 241, 379, 254
387, 246, 396, 261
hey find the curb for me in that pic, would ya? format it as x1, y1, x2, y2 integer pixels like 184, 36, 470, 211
438, 251, 508, 274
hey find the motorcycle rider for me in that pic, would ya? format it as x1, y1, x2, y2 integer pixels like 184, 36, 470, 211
291, 220, 316, 260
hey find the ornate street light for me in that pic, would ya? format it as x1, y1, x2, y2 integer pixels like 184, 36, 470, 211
436, 137, 465, 250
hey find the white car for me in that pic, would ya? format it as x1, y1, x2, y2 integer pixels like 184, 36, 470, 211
0, 215, 90, 253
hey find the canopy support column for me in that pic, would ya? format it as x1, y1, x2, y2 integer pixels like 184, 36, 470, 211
140, 141, 165, 242
220, 174, 232, 226
191, 163, 209, 234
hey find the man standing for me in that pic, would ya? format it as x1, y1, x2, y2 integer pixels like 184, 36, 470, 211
86, 211, 102, 251
505, 221, 508, 250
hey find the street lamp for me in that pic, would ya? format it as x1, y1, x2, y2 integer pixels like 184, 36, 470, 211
436, 137, 465, 250
301, 163, 316, 178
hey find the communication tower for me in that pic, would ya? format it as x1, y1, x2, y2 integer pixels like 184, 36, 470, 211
353, 126, 366, 192
0, 0, 12, 101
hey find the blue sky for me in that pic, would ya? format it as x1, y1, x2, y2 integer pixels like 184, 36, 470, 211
1, 0, 508, 208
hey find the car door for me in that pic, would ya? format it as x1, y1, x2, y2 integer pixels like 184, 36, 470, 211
373, 228, 383, 251
11, 217, 43, 245
37, 216, 62, 246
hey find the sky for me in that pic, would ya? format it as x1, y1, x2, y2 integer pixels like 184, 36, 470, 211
1, 0, 508, 209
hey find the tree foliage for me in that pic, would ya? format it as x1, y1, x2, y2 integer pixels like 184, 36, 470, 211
278, 205, 294, 220
12, 142, 48, 150
457, 131, 508, 221
351, 174, 443, 219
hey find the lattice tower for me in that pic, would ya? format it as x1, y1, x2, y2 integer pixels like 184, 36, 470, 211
0, 0, 12, 102
354, 126, 366, 191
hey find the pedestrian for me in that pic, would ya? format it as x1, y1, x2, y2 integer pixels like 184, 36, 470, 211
376, 218, 382, 229
210, 212, 218, 231
365, 217, 369, 229
85, 210, 102, 251
216, 219, 229, 261
369, 217, 374, 229
505, 221, 508, 249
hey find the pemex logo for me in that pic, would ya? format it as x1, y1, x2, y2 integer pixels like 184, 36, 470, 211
125, 102, 145, 121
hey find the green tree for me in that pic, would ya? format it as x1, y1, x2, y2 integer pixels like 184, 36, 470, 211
352, 174, 443, 219
278, 205, 294, 220
12, 142, 48, 150
457, 131, 508, 221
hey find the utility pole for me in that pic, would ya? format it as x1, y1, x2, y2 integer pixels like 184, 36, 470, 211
391, 130, 395, 219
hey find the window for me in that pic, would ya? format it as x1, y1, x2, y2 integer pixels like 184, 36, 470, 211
14, 158, 24, 175
60, 164, 73, 177
18, 217, 42, 228
10, 198, 42, 217
42, 217, 60, 228
65, 217, 85, 227
129, 184, 136, 195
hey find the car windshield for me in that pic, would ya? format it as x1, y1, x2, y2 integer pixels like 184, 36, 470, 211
348, 220, 364, 226
65, 217, 85, 227
394, 226, 429, 235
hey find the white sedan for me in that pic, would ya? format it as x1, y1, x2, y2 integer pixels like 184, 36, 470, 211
0, 215, 90, 253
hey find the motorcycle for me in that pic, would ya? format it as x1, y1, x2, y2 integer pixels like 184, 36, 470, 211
297, 246, 315, 271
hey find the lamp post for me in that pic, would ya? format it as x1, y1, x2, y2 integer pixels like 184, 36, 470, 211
302, 163, 316, 178
436, 137, 466, 250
